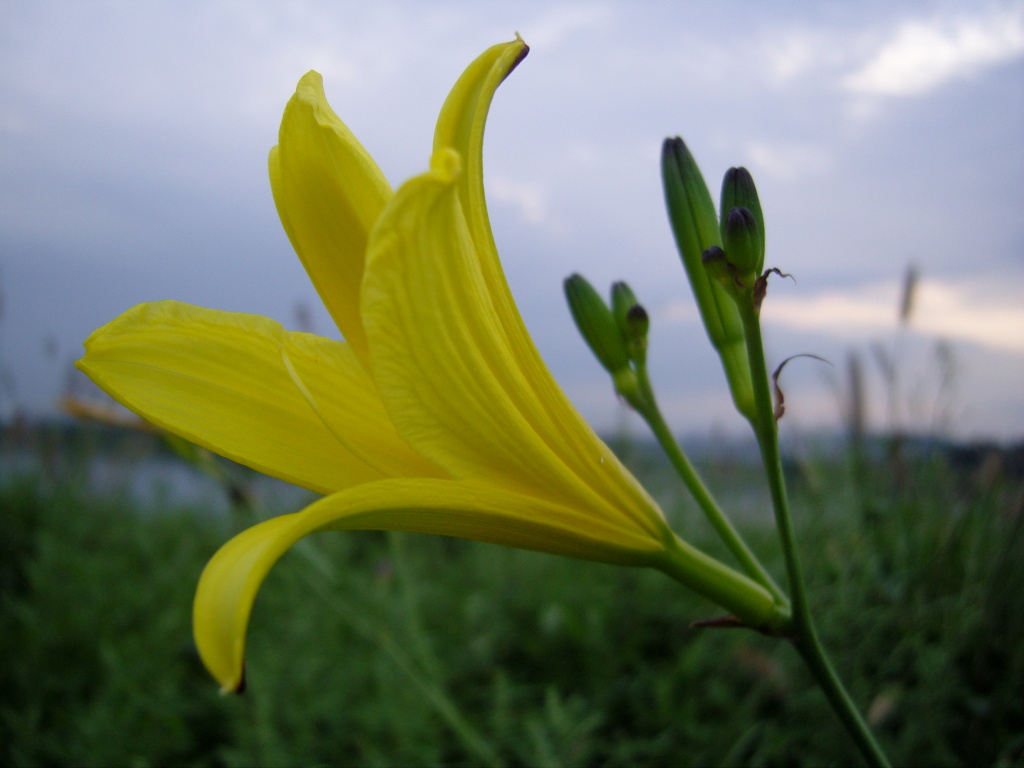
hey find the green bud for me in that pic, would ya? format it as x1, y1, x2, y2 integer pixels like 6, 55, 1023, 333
720, 167, 764, 273
611, 281, 649, 364
721, 206, 760, 283
610, 281, 639, 320
626, 305, 650, 346
662, 138, 756, 423
564, 273, 630, 375
661, 139, 721, 278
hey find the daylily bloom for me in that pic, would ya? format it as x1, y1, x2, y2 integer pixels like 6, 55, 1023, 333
78, 38, 787, 693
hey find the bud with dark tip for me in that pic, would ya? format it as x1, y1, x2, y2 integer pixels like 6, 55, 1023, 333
721, 206, 760, 285
611, 281, 649, 364
662, 137, 755, 422
720, 167, 764, 273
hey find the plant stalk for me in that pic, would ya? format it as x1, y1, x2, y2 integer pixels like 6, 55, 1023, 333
633, 364, 787, 606
738, 301, 890, 768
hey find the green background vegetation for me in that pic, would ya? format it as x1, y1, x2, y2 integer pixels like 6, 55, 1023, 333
2, 423, 1022, 767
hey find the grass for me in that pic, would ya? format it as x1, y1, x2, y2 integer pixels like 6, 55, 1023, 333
2, 429, 1022, 767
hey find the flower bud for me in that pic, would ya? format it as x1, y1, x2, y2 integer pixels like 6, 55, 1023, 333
564, 274, 630, 375
662, 138, 756, 423
720, 167, 764, 273
611, 281, 649, 364
626, 305, 650, 346
721, 206, 760, 283
661, 139, 721, 278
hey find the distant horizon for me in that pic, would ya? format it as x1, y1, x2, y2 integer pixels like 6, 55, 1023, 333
5, 409, 1022, 450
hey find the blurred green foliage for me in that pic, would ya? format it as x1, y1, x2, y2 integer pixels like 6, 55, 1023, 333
1, 434, 1022, 767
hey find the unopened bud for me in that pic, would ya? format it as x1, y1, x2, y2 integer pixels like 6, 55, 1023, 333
662, 139, 721, 275
627, 305, 650, 342
564, 274, 630, 375
720, 167, 764, 273
662, 138, 756, 422
722, 206, 760, 282
611, 281, 649, 364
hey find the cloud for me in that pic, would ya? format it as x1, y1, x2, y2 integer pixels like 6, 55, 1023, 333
744, 141, 832, 181
844, 5, 1024, 96
759, 27, 839, 87
764, 33, 820, 84
2, 0, 1021, 440
489, 175, 548, 224
762, 278, 1024, 352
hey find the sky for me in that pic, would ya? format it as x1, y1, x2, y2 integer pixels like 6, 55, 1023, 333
1, 0, 1022, 443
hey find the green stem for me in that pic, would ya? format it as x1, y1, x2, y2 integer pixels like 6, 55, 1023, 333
794, 633, 890, 768
633, 363, 787, 606
739, 303, 890, 768
657, 534, 792, 633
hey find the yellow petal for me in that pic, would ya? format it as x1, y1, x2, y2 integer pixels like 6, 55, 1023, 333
431, 38, 535, 374
270, 71, 392, 362
77, 301, 441, 494
363, 154, 667, 543
430, 39, 662, 532
193, 477, 668, 692
278, 332, 446, 481
432, 36, 528, 260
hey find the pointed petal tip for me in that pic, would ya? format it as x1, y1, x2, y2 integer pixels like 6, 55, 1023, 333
286, 71, 342, 131
220, 669, 246, 695
80, 308, 123, 349
296, 69, 323, 88
286, 71, 328, 114
509, 35, 530, 73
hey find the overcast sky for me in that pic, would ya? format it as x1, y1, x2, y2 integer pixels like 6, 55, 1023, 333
1, 0, 1022, 443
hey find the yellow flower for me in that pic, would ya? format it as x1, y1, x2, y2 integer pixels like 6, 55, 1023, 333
78, 38, 785, 693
